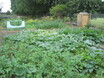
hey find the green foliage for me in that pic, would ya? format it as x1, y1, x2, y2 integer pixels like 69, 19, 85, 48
10, 0, 70, 15
0, 28, 104, 78
0, 19, 6, 28
91, 18, 104, 28
6, 11, 11, 15
101, 1, 104, 13
26, 19, 66, 29
0, 18, 23, 28
10, 20, 22, 26
50, 4, 69, 19
85, 24, 94, 29
66, 0, 103, 13
63, 17, 70, 22
11, 0, 104, 16
11, 0, 51, 16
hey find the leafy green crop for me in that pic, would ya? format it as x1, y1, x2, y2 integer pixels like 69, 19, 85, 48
0, 28, 104, 78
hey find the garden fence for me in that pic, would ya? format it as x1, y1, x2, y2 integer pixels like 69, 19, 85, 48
91, 14, 104, 19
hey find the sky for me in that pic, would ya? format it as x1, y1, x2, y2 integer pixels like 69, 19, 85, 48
0, 0, 11, 12
0, 0, 104, 12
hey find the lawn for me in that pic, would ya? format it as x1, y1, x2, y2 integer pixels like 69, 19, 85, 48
91, 18, 104, 28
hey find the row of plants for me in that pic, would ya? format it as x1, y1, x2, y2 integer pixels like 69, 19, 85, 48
0, 28, 104, 78
26, 19, 67, 29
0, 15, 104, 30
0, 16, 68, 29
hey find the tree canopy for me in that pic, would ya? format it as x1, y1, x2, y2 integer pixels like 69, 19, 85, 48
11, 0, 104, 16
50, 4, 69, 19
66, 0, 103, 13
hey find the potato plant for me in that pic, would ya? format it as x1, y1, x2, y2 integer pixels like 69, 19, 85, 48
0, 28, 104, 78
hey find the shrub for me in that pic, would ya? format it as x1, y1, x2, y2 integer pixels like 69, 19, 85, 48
50, 4, 69, 19
63, 17, 71, 22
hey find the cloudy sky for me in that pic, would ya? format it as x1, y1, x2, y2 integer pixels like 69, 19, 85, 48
0, 0, 11, 12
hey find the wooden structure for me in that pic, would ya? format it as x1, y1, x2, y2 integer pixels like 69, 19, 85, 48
77, 12, 90, 27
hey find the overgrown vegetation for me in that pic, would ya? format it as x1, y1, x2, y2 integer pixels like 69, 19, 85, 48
26, 19, 66, 29
0, 1, 104, 78
0, 28, 104, 78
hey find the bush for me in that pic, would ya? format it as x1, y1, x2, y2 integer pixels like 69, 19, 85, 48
50, 4, 69, 19
63, 17, 70, 22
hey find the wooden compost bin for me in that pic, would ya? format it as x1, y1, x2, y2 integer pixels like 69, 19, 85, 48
77, 12, 90, 27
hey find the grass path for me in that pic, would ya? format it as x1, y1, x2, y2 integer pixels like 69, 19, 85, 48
91, 18, 104, 28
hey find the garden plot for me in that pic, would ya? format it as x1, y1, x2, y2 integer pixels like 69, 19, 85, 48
0, 28, 104, 78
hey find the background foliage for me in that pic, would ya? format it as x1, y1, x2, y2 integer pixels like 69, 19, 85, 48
10, 0, 104, 16
50, 4, 69, 19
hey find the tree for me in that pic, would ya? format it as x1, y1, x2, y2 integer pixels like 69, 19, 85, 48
10, 0, 71, 16
66, 0, 103, 13
101, 1, 104, 13
11, 0, 52, 16
50, 4, 69, 19
6, 10, 11, 15
11, 0, 104, 16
